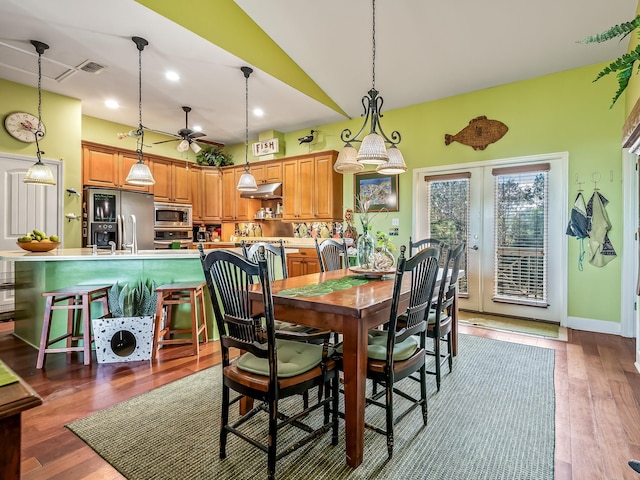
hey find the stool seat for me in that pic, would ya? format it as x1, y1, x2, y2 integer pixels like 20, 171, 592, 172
152, 281, 208, 360
37, 284, 112, 369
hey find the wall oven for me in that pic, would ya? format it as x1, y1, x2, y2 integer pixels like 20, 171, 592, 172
154, 202, 192, 229
153, 229, 193, 250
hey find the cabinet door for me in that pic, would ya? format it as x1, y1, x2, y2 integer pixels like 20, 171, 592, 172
221, 168, 236, 220
298, 157, 315, 219
189, 167, 203, 221
202, 168, 222, 221
314, 153, 335, 220
83, 145, 118, 188
282, 160, 298, 220
265, 163, 282, 183
287, 256, 306, 277
118, 152, 151, 192
172, 162, 190, 204
234, 167, 252, 221
251, 164, 266, 185
150, 158, 172, 201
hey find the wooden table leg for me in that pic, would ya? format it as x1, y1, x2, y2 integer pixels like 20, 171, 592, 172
341, 317, 368, 468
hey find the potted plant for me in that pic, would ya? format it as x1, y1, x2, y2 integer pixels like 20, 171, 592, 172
92, 279, 158, 363
195, 145, 234, 167
581, 15, 640, 108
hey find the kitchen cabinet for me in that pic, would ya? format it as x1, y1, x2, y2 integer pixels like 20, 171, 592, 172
189, 166, 203, 222
201, 168, 222, 222
252, 161, 282, 184
221, 166, 258, 221
150, 158, 190, 204
82, 142, 150, 192
282, 151, 341, 221
286, 248, 321, 277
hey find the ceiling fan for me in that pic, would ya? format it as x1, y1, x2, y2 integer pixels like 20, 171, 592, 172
152, 106, 211, 153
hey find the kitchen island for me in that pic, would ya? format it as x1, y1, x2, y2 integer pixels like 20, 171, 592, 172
0, 248, 236, 349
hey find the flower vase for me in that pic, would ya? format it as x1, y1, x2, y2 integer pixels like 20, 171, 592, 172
357, 229, 375, 269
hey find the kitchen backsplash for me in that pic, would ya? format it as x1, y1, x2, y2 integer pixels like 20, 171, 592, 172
234, 222, 344, 238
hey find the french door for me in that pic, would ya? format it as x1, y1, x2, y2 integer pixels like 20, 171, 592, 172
413, 153, 567, 323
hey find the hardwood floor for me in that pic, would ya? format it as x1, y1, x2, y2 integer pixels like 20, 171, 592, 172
2, 321, 640, 479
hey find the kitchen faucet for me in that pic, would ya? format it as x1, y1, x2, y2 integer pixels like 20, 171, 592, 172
108, 240, 116, 254
122, 214, 138, 254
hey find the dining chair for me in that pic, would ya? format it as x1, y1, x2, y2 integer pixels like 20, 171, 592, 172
426, 241, 465, 391
340, 244, 440, 458
242, 240, 288, 280
315, 238, 348, 272
199, 246, 339, 480
408, 236, 442, 256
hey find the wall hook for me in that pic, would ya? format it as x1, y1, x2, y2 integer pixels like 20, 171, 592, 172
66, 188, 80, 197
591, 171, 601, 191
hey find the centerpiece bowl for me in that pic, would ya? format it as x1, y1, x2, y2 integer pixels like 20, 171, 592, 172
16, 241, 61, 252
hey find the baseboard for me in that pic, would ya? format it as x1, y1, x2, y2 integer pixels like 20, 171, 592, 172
566, 316, 621, 335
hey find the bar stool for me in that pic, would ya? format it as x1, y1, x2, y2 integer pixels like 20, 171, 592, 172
152, 281, 208, 360
36, 284, 112, 369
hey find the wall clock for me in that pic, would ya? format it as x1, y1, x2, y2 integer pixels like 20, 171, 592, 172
92, 316, 154, 364
4, 111, 46, 143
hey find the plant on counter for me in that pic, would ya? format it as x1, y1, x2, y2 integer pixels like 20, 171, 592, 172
107, 279, 157, 318
195, 145, 234, 167
580, 15, 640, 108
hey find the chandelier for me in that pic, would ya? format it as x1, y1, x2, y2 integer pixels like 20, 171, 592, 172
125, 36, 155, 186
23, 40, 56, 185
236, 66, 258, 191
334, 0, 407, 175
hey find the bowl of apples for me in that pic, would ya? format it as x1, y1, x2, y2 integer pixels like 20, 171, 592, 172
16, 229, 60, 252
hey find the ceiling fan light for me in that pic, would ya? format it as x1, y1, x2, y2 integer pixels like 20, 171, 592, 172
190, 142, 201, 154
376, 145, 407, 175
24, 160, 55, 185
176, 139, 189, 152
236, 171, 258, 191
334, 144, 364, 174
357, 133, 388, 165
126, 161, 155, 185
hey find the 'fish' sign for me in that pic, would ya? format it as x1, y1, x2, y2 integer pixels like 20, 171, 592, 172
445, 116, 508, 150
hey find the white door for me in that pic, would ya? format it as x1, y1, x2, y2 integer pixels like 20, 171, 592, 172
413, 153, 568, 323
0, 152, 62, 319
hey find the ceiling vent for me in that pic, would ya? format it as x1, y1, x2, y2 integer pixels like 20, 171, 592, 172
55, 60, 106, 82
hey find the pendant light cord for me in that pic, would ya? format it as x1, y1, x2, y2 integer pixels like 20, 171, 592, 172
34, 44, 45, 162
244, 68, 250, 173
371, 0, 376, 91
136, 43, 144, 162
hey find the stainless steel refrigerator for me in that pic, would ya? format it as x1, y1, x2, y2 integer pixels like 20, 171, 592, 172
84, 188, 154, 250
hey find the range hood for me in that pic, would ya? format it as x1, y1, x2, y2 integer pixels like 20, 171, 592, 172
240, 182, 282, 199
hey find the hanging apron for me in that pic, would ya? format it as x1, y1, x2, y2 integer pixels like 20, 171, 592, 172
565, 192, 589, 270
586, 191, 616, 267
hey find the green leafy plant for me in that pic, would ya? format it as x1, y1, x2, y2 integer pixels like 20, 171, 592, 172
375, 230, 397, 252
581, 15, 640, 108
195, 145, 234, 167
107, 279, 157, 318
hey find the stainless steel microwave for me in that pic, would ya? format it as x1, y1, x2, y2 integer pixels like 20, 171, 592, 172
153, 202, 192, 229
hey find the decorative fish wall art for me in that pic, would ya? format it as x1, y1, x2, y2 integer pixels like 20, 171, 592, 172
445, 116, 508, 150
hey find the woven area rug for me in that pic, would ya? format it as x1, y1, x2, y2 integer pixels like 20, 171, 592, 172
67, 335, 555, 480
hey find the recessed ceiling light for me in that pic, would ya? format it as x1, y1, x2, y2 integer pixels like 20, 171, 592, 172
253, 108, 264, 117
165, 71, 180, 81
105, 99, 119, 109
193, 125, 202, 132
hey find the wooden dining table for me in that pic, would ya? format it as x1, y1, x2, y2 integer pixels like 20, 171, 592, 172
248, 267, 458, 468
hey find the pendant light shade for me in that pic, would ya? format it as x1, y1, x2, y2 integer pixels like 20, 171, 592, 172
376, 145, 407, 174
23, 40, 55, 186
125, 36, 155, 186
237, 66, 258, 192
336, 0, 406, 175
334, 143, 364, 174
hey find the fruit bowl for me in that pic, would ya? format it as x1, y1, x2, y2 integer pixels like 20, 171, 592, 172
16, 241, 61, 252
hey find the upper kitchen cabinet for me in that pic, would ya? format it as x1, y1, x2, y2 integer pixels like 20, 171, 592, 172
221, 166, 259, 221
82, 142, 150, 192
201, 167, 222, 222
149, 158, 190, 204
282, 151, 341, 221
251, 161, 282, 185
189, 166, 203, 222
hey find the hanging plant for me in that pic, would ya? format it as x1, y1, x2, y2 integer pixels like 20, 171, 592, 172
581, 15, 640, 108
195, 145, 234, 167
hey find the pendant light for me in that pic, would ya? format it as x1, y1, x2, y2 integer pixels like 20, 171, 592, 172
125, 36, 155, 186
337, 0, 407, 175
23, 40, 55, 186
236, 66, 258, 192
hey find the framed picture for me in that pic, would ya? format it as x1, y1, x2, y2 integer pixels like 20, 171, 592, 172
354, 172, 399, 212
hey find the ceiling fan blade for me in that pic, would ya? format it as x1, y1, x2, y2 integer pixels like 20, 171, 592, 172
152, 138, 178, 145
197, 138, 225, 147
188, 131, 206, 139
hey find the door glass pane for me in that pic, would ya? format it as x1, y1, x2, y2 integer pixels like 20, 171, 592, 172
426, 178, 469, 294
493, 170, 548, 306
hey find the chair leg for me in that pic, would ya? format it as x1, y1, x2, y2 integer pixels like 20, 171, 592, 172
268, 399, 278, 480
220, 384, 230, 460
420, 361, 428, 425
303, 391, 309, 410
331, 375, 339, 446
385, 378, 394, 458
36, 295, 55, 369
434, 335, 442, 391
81, 293, 92, 366
447, 332, 453, 372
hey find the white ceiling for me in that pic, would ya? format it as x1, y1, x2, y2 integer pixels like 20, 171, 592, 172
0, 0, 636, 147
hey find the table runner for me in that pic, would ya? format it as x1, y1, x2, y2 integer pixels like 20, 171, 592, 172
0, 361, 19, 387
278, 277, 374, 297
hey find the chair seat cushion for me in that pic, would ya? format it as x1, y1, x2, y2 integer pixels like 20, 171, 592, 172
427, 310, 448, 325
274, 319, 316, 333
367, 329, 418, 361
236, 339, 324, 378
